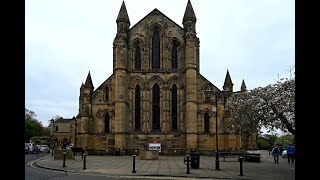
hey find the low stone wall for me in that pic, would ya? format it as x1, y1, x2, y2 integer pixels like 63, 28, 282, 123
139, 150, 159, 160
54, 149, 73, 160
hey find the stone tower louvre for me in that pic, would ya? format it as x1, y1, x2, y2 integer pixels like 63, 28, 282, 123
74, 0, 253, 155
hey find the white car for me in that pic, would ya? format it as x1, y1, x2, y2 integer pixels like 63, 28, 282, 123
282, 150, 287, 158
25, 143, 39, 154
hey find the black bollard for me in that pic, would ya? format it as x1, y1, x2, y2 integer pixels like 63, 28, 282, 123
132, 155, 136, 173
62, 152, 66, 167
51, 149, 54, 157
83, 154, 86, 170
183, 155, 191, 174
239, 156, 244, 176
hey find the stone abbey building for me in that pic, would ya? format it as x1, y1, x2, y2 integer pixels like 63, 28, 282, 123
50, 0, 255, 154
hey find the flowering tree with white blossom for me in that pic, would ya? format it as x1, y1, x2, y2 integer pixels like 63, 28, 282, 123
225, 76, 295, 148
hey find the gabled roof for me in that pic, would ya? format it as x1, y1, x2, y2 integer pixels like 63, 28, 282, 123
55, 117, 73, 123
129, 8, 184, 31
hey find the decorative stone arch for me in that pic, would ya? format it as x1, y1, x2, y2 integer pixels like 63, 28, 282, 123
130, 37, 144, 49
129, 76, 145, 89
147, 75, 165, 89
168, 37, 183, 48
149, 23, 164, 35
167, 75, 184, 89
203, 108, 214, 117
102, 109, 114, 118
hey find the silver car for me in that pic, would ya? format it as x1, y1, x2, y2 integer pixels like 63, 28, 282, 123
39, 145, 50, 153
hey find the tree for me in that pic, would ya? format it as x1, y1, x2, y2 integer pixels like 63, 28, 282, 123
275, 133, 295, 147
224, 92, 261, 149
252, 78, 295, 135
25, 108, 48, 142
256, 133, 278, 148
225, 77, 295, 148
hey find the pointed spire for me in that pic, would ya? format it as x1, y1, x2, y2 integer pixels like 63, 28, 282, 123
116, 1, 130, 25
85, 71, 93, 87
183, 0, 197, 23
223, 69, 234, 91
241, 79, 247, 92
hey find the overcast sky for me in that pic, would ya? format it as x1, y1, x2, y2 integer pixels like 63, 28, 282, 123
26, 0, 295, 127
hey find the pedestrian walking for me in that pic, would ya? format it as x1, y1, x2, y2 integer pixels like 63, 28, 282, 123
272, 145, 280, 163
268, 147, 271, 155
286, 144, 295, 163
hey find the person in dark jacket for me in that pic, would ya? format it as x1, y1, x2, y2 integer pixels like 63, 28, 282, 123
286, 144, 295, 163
272, 145, 280, 163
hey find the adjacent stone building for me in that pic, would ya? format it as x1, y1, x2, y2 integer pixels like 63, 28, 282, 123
69, 0, 255, 154
49, 117, 75, 148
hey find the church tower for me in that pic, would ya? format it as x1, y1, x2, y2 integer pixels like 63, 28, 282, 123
77, 71, 94, 148
183, 0, 199, 149
113, 1, 130, 150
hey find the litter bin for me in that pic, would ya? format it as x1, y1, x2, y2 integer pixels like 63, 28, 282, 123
115, 148, 120, 156
190, 151, 200, 169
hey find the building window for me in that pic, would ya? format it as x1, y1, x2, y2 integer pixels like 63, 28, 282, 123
55, 126, 58, 132
135, 44, 141, 70
135, 85, 141, 130
172, 84, 178, 130
152, 83, 160, 130
105, 113, 110, 133
105, 87, 109, 101
204, 112, 210, 133
171, 40, 178, 70
152, 31, 160, 69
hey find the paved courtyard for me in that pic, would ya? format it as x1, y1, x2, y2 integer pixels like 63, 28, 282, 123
34, 150, 295, 180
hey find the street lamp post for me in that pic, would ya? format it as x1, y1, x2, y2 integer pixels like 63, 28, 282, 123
212, 94, 220, 170
212, 90, 227, 171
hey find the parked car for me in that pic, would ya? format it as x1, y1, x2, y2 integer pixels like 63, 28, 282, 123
282, 150, 288, 158
39, 145, 50, 153
25, 144, 29, 154
25, 143, 40, 154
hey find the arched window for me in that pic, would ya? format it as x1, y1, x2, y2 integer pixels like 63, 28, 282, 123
171, 40, 178, 70
172, 84, 178, 130
105, 113, 110, 133
135, 85, 141, 130
135, 44, 141, 70
152, 83, 160, 130
55, 126, 58, 132
152, 31, 160, 69
204, 112, 210, 133
105, 87, 109, 101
